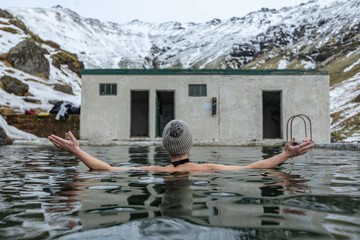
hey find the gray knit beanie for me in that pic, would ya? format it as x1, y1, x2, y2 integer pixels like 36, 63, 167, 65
162, 119, 193, 156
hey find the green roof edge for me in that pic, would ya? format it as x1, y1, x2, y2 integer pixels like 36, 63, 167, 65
82, 68, 328, 75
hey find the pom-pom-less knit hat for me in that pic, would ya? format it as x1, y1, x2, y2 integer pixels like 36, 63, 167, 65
162, 120, 193, 156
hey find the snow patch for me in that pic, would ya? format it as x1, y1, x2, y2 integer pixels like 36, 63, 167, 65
301, 60, 316, 69
344, 58, 360, 72
278, 58, 288, 69
0, 115, 37, 140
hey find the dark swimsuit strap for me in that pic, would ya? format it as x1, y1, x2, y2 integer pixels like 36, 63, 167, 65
172, 158, 190, 167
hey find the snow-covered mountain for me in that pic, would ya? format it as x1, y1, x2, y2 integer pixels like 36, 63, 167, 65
5, 1, 359, 70
1, 0, 359, 142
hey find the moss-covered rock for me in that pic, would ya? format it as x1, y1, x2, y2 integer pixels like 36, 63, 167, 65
0, 9, 13, 19
53, 83, 73, 95
0, 126, 12, 145
51, 51, 84, 77
44, 40, 60, 50
0, 75, 29, 96
0, 27, 20, 34
5, 39, 50, 79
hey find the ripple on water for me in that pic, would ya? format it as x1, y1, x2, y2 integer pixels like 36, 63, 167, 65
87, 206, 138, 214
133, 177, 165, 184
206, 192, 241, 197
192, 180, 210, 186
281, 195, 360, 214
0, 146, 359, 240
57, 217, 333, 240
87, 185, 122, 190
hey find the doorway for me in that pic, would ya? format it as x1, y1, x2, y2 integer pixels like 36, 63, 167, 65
131, 91, 149, 137
156, 91, 174, 137
263, 91, 281, 139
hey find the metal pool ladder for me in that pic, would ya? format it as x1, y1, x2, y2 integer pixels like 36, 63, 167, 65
286, 114, 313, 142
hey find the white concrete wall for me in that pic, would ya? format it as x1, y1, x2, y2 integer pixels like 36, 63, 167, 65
81, 73, 330, 144
218, 75, 330, 144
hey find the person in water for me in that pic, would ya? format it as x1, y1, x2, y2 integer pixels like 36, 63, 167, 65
48, 119, 314, 172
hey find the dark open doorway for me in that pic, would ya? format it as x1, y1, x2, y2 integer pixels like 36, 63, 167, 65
131, 91, 149, 137
156, 91, 174, 137
263, 91, 282, 139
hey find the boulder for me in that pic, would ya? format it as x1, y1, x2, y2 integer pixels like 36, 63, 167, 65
0, 126, 12, 145
0, 75, 29, 96
6, 39, 50, 79
53, 83, 74, 95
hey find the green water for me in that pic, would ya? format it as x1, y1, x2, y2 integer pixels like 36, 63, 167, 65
0, 145, 359, 239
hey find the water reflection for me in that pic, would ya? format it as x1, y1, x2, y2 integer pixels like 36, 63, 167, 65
153, 146, 170, 166
261, 170, 310, 194
0, 146, 83, 239
259, 170, 309, 226
59, 169, 334, 240
128, 146, 150, 165
160, 173, 193, 218
0, 145, 360, 240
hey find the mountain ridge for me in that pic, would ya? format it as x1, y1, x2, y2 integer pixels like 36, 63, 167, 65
1, 0, 359, 142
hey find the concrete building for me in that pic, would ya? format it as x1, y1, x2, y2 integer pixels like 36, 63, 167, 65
81, 69, 330, 145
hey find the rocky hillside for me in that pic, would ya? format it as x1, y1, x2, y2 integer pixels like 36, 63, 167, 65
2, 0, 360, 142
0, 9, 83, 142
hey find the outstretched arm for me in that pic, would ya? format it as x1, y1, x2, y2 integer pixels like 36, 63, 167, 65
206, 138, 313, 171
245, 138, 313, 169
48, 131, 126, 170
48, 132, 165, 172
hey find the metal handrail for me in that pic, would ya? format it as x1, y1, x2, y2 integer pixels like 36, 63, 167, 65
286, 114, 313, 141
